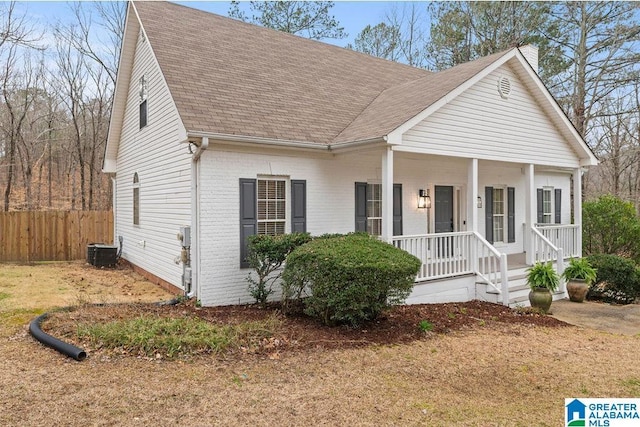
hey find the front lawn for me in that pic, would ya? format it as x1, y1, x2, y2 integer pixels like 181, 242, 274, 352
1, 261, 639, 426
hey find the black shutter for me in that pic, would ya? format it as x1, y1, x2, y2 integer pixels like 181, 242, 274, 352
393, 184, 402, 236
554, 188, 562, 224
507, 187, 515, 243
355, 182, 367, 232
536, 188, 543, 224
239, 179, 257, 268
485, 186, 493, 244
291, 180, 307, 233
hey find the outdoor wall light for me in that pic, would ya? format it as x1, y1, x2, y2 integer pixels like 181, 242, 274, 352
477, 196, 483, 208
418, 189, 431, 209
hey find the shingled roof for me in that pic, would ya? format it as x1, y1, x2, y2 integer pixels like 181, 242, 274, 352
134, 1, 428, 144
132, 2, 512, 145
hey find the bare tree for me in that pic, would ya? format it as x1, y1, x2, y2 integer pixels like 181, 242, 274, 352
53, 35, 89, 210
386, 3, 428, 67
549, 2, 640, 137
1, 45, 38, 211
54, 2, 124, 85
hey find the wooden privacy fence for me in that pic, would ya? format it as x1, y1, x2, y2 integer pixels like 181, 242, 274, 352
0, 211, 113, 262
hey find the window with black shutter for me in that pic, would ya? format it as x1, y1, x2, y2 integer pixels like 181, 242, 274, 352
354, 182, 402, 236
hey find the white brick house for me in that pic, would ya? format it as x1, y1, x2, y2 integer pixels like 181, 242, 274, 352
104, 2, 597, 307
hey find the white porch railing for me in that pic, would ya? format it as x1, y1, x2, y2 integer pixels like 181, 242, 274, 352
392, 232, 474, 281
530, 226, 566, 292
392, 231, 509, 305
534, 224, 580, 258
474, 232, 509, 306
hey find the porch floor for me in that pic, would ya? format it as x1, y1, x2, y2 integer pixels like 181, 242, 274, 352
507, 252, 527, 270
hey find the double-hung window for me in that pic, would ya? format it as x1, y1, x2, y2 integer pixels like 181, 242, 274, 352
257, 179, 286, 236
536, 187, 561, 225
542, 188, 553, 224
240, 177, 307, 267
355, 182, 402, 237
366, 183, 382, 236
484, 186, 515, 245
492, 187, 505, 243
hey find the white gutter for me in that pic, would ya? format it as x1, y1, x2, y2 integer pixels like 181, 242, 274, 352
185, 131, 387, 152
192, 136, 209, 161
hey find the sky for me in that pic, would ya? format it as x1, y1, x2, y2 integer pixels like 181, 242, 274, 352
16, 1, 409, 48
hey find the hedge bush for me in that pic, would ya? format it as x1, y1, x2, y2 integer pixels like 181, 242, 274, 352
245, 232, 311, 305
583, 195, 640, 260
282, 233, 421, 326
586, 254, 640, 304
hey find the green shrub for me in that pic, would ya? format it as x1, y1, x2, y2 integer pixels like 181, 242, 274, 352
246, 233, 311, 306
583, 195, 640, 260
282, 233, 421, 326
586, 254, 640, 304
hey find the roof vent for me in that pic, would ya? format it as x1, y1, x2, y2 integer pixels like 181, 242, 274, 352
497, 76, 511, 99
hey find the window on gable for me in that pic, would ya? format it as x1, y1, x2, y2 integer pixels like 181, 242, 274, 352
257, 179, 286, 235
133, 172, 140, 225
139, 75, 148, 129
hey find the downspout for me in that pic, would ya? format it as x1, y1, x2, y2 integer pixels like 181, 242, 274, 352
189, 137, 208, 299
111, 176, 117, 245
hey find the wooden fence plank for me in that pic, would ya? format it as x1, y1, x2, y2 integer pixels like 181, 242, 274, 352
0, 211, 113, 262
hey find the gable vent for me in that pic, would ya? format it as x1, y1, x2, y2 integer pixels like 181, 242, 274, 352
497, 76, 511, 99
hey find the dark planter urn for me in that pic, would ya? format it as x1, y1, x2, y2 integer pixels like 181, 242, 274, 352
528, 287, 552, 313
566, 279, 589, 303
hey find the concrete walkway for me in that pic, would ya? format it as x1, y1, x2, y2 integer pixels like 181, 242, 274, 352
550, 299, 640, 336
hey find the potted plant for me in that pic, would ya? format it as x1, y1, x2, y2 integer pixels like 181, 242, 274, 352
562, 257, 597, 303
526, 261, 559, 313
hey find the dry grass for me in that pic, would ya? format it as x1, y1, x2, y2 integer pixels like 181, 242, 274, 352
1, 262, 639, 426
0, 261, 172, 338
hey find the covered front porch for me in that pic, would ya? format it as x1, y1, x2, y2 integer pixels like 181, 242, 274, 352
392, 224, 580, 306
376, 148, 584, 306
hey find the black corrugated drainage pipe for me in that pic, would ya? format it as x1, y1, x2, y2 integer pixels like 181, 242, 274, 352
29, 298, 181, 361
29, 313, 87, 361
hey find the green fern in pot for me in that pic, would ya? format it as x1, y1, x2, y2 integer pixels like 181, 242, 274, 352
526, 261, 559, 313
526, 261, 559, 292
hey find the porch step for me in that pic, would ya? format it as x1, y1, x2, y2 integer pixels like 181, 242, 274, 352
480, 274, 527, 294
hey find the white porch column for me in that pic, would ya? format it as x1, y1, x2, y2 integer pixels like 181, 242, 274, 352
381, 147, 394, 242
525, 164, 535, 264
467, 158, 478, 233
573, 168, 583, 257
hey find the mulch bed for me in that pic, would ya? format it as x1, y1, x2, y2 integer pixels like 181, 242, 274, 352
206, 300, 567, 349
43, 300, 569, 359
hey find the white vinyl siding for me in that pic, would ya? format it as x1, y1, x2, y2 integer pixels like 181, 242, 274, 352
403, 63, 581, 169
367, 183, 382, 236
257, 179, 286, 235
113, 28, 190, 289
